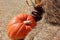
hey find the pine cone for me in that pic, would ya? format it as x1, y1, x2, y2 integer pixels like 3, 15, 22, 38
31, 6, 44, 22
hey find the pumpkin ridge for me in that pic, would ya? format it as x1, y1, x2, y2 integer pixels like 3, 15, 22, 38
15, 23, 23, 37
15, 23, 24, 38
7, 21, 19, 34
17, 14, 28, 21
15, 24, 26, 39
10, 23, 23, 38
9, 23, 19, 38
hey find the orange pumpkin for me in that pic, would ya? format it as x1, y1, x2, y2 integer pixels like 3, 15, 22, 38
6, 14, 36, 40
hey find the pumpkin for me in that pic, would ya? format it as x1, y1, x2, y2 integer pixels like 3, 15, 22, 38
6, 14, 36, 40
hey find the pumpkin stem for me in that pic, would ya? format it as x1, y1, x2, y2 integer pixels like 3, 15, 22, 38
23, 21, 31, 25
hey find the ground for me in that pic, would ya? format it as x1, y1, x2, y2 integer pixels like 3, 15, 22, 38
0, 0, 60, 40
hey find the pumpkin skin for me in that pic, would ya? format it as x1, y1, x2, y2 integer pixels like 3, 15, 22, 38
6, 14, 36, 40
